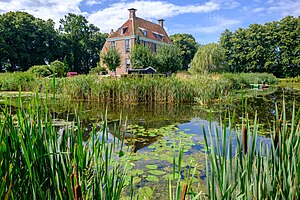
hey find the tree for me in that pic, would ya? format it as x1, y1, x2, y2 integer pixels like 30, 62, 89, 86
220, 16, 300, 77
130, 44, 155, 69
0, 11, 60, 71
59, 13, 107, 73
189, 43, 224, 74
28, 65, 52, 77
101, 48, 121, 75
170, 34, 199, 70
155, 45, 183, 74
50, 60, 67, 77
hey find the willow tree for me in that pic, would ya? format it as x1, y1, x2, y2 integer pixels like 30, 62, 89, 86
101, 48, 120, 75
189, 43, 224, 74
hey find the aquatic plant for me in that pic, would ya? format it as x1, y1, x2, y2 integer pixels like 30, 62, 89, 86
203, 101, 300, 199
0, 93, 128, 199
0, 72, 36, 91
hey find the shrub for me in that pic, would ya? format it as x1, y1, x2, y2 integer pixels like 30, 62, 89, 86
89, 66, 107, 75
222, 73, 277, 89
50, 60, 67, 77
28, 65, 52, 77
0, 72, 37, 91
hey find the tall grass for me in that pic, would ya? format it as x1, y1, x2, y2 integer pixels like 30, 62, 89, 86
0, 93, 128, 199
0, 72, 36, 91
38, 74, 255, 103
203, 100, 300, 199
0, 72, 277, 103
222, 72, 277, 89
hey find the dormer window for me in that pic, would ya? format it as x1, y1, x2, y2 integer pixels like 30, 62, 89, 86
139, 27, 147, 36
120, 27, 128, 35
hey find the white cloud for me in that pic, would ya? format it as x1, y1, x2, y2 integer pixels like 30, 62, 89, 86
0, 0, 84, 26
252, 7, 265, 13
191, 18, 241, 34
0, 0, 243, 34
215, 0, 240, 9
88, 0, 221, 33
267, 0, 300, 17
86, 0, 102, 6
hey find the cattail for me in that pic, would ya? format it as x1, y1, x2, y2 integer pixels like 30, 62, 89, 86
242, 126, 247, 155
75, 184, 83, 200
180, 184, 188, 200
70, 173, 75, 199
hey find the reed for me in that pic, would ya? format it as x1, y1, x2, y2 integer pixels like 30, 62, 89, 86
203, 100, 300, 199
0, 72, 36, 91
1, 72, 277, 103
0, 92, 129, 199
38, 75, 233, 103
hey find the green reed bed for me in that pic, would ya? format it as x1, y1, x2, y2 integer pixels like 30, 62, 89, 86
0, 94, 128, 199
222, 72, 278, 89
39, 75, 231, 103
0, 72, 277, 103
203, 101, 300, 199
0, 72, 36, 91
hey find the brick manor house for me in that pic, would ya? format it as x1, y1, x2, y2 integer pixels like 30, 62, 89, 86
101, 8, 171, 75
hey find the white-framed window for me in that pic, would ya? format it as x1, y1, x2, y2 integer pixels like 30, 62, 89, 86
126, 58, 131, 71
110, 41, 116, 49
125, 39, 130, 53
143, 29, 147, 36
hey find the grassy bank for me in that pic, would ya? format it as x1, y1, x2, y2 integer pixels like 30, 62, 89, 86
0, 72, 277, 103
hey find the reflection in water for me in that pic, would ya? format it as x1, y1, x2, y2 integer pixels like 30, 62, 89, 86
1, 86, 299, 198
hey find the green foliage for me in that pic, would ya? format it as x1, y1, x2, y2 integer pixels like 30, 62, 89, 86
0, 96, 128, 199
220, 16, 300, 77
0, 72, 36, 91
38, 73, 276, 103
189, 43, 224, 74
28, 65, 52, 77
155, 45, 183, 74
50, 60, 67, 77
1, 72, 277, 103
101, 48, 121, 73
222, 72, 277, 89
59, 13, 108, 73
170, 33, 199, 70
0, 11, 61, 71
89, 65, 107, 75
0, 11, 107, 74
204, 101, 300, 199
130, 44, 155, 69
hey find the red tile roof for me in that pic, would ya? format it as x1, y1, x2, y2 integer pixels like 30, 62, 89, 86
109, 17, 171, 44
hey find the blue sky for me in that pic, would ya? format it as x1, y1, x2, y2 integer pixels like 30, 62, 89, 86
0, 0, 299, 44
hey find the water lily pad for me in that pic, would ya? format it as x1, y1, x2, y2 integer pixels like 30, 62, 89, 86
148, 170, 166, 175
138, 186, 153, 198
130, 169, 144, 175
146, 175, 159, 182
145, 164, 158, 170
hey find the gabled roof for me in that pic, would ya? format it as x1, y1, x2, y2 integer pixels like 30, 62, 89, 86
109, 17, 171, 44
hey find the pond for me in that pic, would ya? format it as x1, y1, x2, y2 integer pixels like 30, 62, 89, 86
1, 86, 300, 198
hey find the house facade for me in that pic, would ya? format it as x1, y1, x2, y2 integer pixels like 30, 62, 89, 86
101, 8, 171, 75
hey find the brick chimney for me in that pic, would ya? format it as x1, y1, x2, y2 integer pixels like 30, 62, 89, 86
158, 19, 164, 27
128, 8, 137, 19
